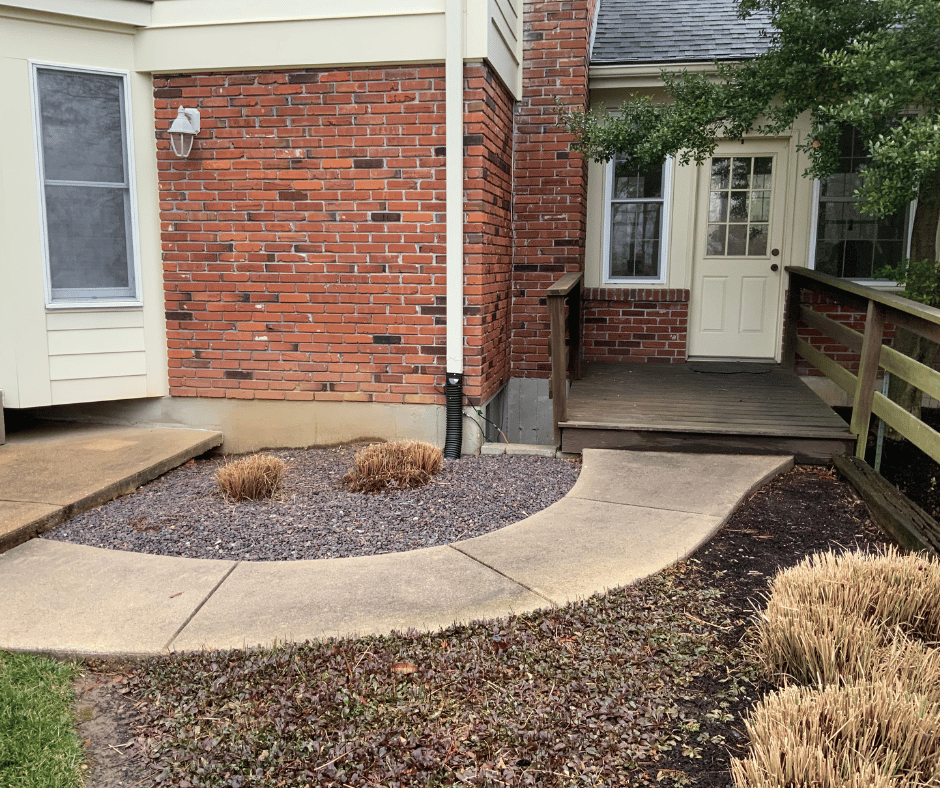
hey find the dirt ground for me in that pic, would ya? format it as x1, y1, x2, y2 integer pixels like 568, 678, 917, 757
72, 464, 889, 788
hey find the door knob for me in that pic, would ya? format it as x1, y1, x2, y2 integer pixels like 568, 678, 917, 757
771, 263, 779, 272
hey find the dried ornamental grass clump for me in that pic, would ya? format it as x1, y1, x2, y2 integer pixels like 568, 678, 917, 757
732, 680, 940, 788
753, 547, 940, 684
216, 454, 286, 501
342, 440, 443, 493
737, 548, 940, 788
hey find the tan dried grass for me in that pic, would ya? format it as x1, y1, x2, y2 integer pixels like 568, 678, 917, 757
216, 454, 286, 501
754, 548, 940, 684
732, 680, 940, 788
342, 440, 443, 493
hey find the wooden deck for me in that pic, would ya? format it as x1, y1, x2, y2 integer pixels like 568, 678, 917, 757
560, 362, 855, 462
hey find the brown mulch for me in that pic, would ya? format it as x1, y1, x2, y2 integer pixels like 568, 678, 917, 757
74, 463, 891, 788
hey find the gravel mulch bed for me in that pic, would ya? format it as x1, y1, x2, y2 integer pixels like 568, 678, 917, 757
44, 447, 581, 562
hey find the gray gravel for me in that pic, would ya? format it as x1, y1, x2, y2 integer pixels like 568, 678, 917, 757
44, 446, 581, 561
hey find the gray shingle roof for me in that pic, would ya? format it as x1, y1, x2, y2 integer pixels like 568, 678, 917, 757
591, 0, 775, 65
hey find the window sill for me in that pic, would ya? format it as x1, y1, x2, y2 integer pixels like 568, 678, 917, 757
46, 300, 144, 311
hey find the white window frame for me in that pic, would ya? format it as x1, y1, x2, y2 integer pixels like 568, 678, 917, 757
30, 61, 143, 309
602, 156, 672, 285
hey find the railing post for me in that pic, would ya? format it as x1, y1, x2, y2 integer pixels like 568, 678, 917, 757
851, 299, 886, 459
566, 279, 582, 381
782, 275, 801, 372
548, 291, 567, 446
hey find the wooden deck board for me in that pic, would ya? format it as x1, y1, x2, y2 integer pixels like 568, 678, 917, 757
560, 363, 854, 460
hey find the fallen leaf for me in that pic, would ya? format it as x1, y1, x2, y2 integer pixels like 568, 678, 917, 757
391, 662, 418, 676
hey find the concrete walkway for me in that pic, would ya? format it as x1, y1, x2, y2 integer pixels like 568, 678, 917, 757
0, 447, 792, 658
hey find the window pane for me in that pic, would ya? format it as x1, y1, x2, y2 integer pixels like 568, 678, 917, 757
614, 159, 662, 199
611, 203, 661, 278
46, 185, 132, 293
37, 68, 126, 184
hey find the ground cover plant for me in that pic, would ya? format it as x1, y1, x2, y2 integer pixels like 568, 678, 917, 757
0, 651, 84, 788
78, 466, 890, 788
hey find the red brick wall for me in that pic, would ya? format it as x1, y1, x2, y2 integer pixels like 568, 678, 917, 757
583, 288, 689, 362
791, 290, 897, 376
510, 0, 598, 379
156, 63, 515, 406
464, 66, 515, 404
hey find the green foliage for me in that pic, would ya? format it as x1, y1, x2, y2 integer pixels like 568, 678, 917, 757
563, 0, 940, 218
0, 651, 84, 788
877, 258, 940, 308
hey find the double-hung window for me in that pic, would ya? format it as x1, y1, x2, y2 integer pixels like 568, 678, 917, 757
812, 125, 911, 280
33, 64, 139, 305
604, 157, 671, 283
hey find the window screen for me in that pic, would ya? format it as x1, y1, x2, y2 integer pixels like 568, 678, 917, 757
35, 67, 137, 303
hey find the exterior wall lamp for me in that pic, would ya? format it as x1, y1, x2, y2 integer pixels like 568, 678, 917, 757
168, 106, 200, 157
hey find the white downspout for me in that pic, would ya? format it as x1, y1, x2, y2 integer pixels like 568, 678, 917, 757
445, 0, 464, 377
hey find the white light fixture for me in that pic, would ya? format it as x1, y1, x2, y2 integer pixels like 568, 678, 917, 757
168, 106, 200, 157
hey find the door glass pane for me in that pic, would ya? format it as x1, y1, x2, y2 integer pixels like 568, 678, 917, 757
727, 224, 747, 256
748, 224, 769, 256
707, 155, 773, 256
731, 158, 751, 189
37, 69, 126, 184
707, 224, 726, 256
46, 185, 132, 293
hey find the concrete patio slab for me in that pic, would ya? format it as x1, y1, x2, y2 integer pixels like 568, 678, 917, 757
0, 539, 235, 656
171, 545, 548, 652
0, 423, 222, 552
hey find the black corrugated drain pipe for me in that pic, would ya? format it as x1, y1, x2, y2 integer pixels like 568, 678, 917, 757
443, 372, 463, 460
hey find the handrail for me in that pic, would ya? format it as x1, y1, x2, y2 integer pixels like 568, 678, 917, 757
784, 266, 940, 464
547, 271, 584, 446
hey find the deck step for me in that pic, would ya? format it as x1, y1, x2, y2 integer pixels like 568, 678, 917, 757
560, 362, 853, 463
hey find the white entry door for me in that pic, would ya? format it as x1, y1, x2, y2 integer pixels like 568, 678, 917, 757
688, 140, 788, 359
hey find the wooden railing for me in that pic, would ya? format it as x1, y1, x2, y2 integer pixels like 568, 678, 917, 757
547, 271, 583, 445
783, 267, 940, 463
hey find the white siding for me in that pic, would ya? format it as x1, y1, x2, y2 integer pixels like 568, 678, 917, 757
0, 10, 167, 408
137, 0, 448, 73
488, 0, 522, 96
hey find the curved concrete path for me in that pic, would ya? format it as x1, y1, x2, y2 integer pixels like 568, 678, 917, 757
0, 450, 792, 658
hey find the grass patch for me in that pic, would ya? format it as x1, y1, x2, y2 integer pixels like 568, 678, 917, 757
0, 651, 84, 788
